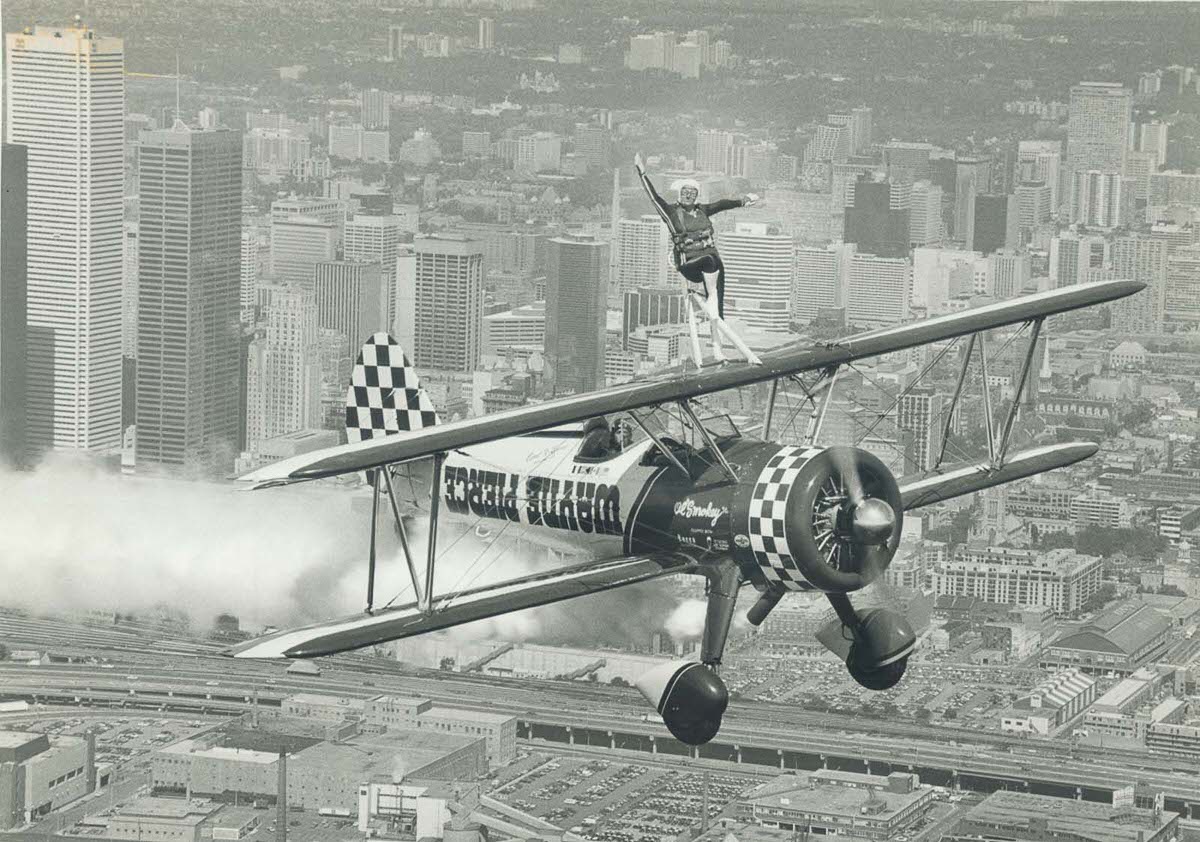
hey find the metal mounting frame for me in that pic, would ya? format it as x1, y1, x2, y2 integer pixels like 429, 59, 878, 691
626, 408, 689, 476
678, 399, 738, 483
934, 334, 977, 470
978, 332, 997, 465
366, 471, 381, 613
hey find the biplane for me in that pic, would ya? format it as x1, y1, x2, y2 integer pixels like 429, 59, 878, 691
228, 279, 1143, 746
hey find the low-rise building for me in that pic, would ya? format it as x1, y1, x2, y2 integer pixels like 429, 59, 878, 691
106, 797, 221, 842
930, 546, 1102, 614
0, 731, 95, 829
1000, 669, 1096, 736
362, 696, 517, 768
736, 770, 934, 839
945, 790, 1178, 842
1041, 602, 1172, 675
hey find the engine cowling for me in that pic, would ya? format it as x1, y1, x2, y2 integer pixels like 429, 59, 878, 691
634, 660, 728, 746
784, 447, 904, 592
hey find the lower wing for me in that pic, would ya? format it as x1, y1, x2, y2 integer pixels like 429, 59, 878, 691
226, 552, 699, 659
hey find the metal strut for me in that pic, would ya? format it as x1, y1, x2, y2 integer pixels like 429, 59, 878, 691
626, 409, 689, 477
806, 365, 840, 446
381, 466, 427, 612
995, 318, 1043, 468
978, 332, 997, 465
762, 378, 780, 440
366, 471, 381, 613
678, 399, 738, 483
424, 452, 446, 614
934, 334, 976, 470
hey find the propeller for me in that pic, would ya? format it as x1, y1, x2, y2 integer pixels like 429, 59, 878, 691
814, 446, 898, 587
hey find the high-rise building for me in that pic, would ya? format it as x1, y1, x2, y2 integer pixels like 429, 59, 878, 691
883, 142, 934, 182
912, 247, 984, 314
1165, 244, 1200, 325
270, 218, 338, 287
695, 129, 734, 174
477, 17, 495, 50
1017, 140, 1063, 210
462, 131, 492, 157
1067, 82, 1131, 176
794, 243, 853, 323
847, 254, 910, 327
672, 41, 702, 79
1109, 235, 1168, 334
615, 215, 672, 294
5, 23, 125, 452
573, 124, 608, 171
909, 181, 944, 247
1049, 232, 1108, 288
393, 246, 416, 351
135, 126, 242, 474
971, 194, 1016, 255
720, 223, 794, 334
844, 175, 911, 259
545, 235, 609, 395
1, 143, 28, 467
897, 388, 943, 472
1137, 121, 1169, 168
245, 288, 322, 451
328, 124, 390, 162
515, 132, 561, 174
413, 235, 485, 372
360, 89, 390, 130
954, 158, 991, 248
931, 546, 1102, 613
1069, 170, 1123, 228
804, 124, 850, 165
989, 250, 1032, 299
388, 25, 404, 61
344, 215, 403, 326
314, 261, 387, 361
240, 227, 264, 323
828, 108, 872, 156
1013, 181, 1052, 241
622, 288, 685, 349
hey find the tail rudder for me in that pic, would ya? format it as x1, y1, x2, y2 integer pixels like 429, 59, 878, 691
345, 333, 440, 442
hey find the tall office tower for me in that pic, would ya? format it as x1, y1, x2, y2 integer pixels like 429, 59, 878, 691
394, 246, 416, 350
545, 235, 608, 395
844, 175, 911, 259
1, 144, 28, 467
897, 388, 944, 473
695, 129, 734, 174
1014, 181, 1052, 240
328, 124, 390, 162
883, 142, 933, 182
314, 261, 386, 360
240, 228, 261, 322
135, 126, 242, 474
515, 132, 561, 174
672, 41, 702, 79
270, 218, 338, 287
971, 194, 1017, 255
573, 124, 609, 171
626, 34, 662, 70
271, 197, 345, 226
1067, 82, 1131, 176
953, 158, 990, 249
121, 224, 138, 357
344, 215, 402, 326
685, 29, 711, 64
847, 254, 910, 328
828, 108, 872, 156
1049, 233, 1108, 288
360, 89, 390, 130
622, 288, 685, 348
794, 243, 854, 323
1069, 170, 1123, 228
1017, 140, 1063, 210
989, 250, 1032, 299
244, 129, 311, 175
711, 40, 732, 67
413, 234, 484, 372
615, 216, 672, 294
1165, 244, 1200, 325
1149, 171, 1200, 208
388, 24, 404, 61
1124, 151, 1155, 207
909, 181, 944, 247
5, 23, 124, 452
1109, 235, 1168, 334
655, 31, 676, 71
245, 288, 321, 451
477, 17, 495, 50
1137, 121, 1169, 168
804, 124, 850, 165
720, 223, 794, 335
462, 130, 492, 157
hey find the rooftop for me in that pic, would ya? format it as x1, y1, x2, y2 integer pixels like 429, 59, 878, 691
112, 797, 216, 824
957, 791, 1174, 842
742, 772, 926, 820
1052, 601, 1170, 655
292, 729, 480, 779
425, 706, 516, 725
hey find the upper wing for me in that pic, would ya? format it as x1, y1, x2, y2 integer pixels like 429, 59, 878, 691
240, 280, 1142, 486
225, 551, 697, 659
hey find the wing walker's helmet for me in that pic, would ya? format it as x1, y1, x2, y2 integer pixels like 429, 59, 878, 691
672, 178, 701, 204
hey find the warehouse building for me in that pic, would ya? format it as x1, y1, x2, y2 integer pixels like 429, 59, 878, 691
0, 731, 95, 829
1041, 601, 1172, 675
944, 790, 1178, 842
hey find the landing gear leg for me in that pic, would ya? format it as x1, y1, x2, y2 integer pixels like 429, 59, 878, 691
701, 559, 743, 667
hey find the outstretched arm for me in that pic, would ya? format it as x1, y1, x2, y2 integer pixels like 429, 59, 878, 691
634, 153, 672, 220
703, 193, 758, 216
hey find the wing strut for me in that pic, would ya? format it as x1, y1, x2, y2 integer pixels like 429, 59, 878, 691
678, 399, 738, 482
381, 466, 427, 612
978, 332, 997, 464
806, 365, 840, 445
762, 378, 780, 439
626, 408, 689, 476
366, 471, 381, 613
995, 318, 1043, 468
934, 334, 977, 470
424, 451, 446, 613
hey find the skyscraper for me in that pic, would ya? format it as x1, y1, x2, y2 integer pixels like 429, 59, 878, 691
478, 17, 495, 50
388, 24, 404, 62
314, 261, 387, 360
1067, 82, 1131, 176
622, 288, 685, 349
971, 194, 1016, 255
271, 218, 339, 287
1049, 233, 1108, 288
5, 23, 124, 452
1017, 140, 1063, 210
844, 175, 911, 259
545, 235, 609, 395
344, 215, 403, 325
897, 388, 944, 473
1109, 236, 1168, 334
413, 235, 485, 372
1, 144, 28, 467
954, 158, 991, 248
1165, 244, 1200, 326
847, 254, 910, 328
989, 250, 1032, 299
909, 181, 944, 247
1068, 170, 1123, 229
794, 243, 853, 323
1013, 181, 1052, 241
135, 126, 242, 474
245, 288, 322, 451
883, 142, 934, 182
1137, 121, 1169, 168
720, 223, 794, 335
360, 88, 390, 130
695, 129, 734, 174
615, 215, 672, 294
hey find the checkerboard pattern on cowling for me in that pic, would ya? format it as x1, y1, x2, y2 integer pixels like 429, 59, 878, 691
747, 445, 821, 590
344, 333, 440, 441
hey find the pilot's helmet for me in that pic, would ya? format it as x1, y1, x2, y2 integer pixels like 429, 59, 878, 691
582, 416, 609, 434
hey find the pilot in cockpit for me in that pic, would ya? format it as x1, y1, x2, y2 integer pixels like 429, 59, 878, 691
577, 416, 626, 461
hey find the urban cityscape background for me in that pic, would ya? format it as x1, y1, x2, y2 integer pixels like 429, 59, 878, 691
1, 0, 1199, 840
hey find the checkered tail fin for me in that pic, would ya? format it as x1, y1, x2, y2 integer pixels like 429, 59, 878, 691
345, 333, 440, 442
